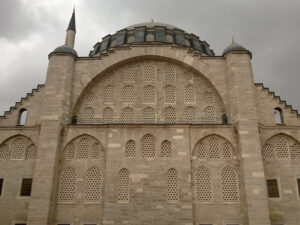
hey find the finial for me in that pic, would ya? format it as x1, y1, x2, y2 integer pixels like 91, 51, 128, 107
232, 35, 235, 44
151, 18, 154, 23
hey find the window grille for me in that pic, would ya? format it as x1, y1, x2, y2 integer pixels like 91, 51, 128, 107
167, 168, 179, 202
104, 72, 113, 82
164, 64, 176, 82
20, 178, 32, 196
65, 143, 75, 160
184, 72, 193, 81
81, 107, 94, 124
143, 62, 156, 82
291, 144, 300, 159
58, 167, 76, 202
194, 142, 206, 159
143, 86, 156, 103
91, 143, 104, 159
26, 144, 37, 160
104, 85, 115, 103
204, 106, 216, 124
84, 92, 95, 102
164, 107, 176, 124
125, 140, 136, 158
127, 36, 135, 43
166, 34, 173, 43
103, 107, 113, 123
184, 85, 196, 103
118, 168, 129, 203
0, 178, 3, 196
141, 134, 156, 159
184, 107, 196, 123
84, 167, 102, 203
195, 167, 212, 203
274, 136, 289, 159
263, 144, 274, 159
123, 65, 136, 81
203, 92, 215, 103
0, 144, 10, 160
11, 138, 26, 160
78, 138, 89, 159
142, 107, 155, 123
121, 107, 134, 124
146, 34, 155, 41
164, 85, 176, 104
266, 179, 280, 198
221, 167, 239, 203
122, 86, 135, 103
161, 140, 171, 158
223, 142, 233, 159
208, 137, 220, 159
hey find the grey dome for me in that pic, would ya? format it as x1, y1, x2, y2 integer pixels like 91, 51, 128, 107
52, 45, 78, 57
222, 42, 249, 56
125, 22, 180, 31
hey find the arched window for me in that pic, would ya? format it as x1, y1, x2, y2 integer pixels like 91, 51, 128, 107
184, 106, 196, 123
143, 62, 156, 82
184, 71, 193, 81
80, 107, 94, 124
104, 85, 115, 103
291, 144, 300, 159
122, 86, 135, 103
204, 106, 216, 124
104, 72, 113, 82
274, 107, 284, 124
123, 65, 136, 81
143, 85, 156, 103
161, 140, 171, 158
11, 138, 26, 160
26, 144, 37, 160
203, 92, 215, 103
222, 114, 228, 125
103, 107, 113, 123
65, 143, 75, 160
146, 34, 155, 42
208, 137, 220, 159
193, 142, 206, 159
58, 167, 76, 202
164, 85, 176, 104
195, 167, 212, 203
78, 138, 89, 159
164, 64, 176, 82
125, 140, 136, 158
17, 108, 27, 126
184, 85, 196, 103
165, 34, 173, 43
167, 168, 179, 202
118, 168, 130, 203
274, 136, 289, 158
164, 106, 176, 124
121, 107, 134, 124
142, 107, 155, 123
84, 92, 95, 102
221, 167, 239, 203
141, 134, 156, 159
223, 143, 233, 159
84, 167, 102, 203
91, 143, 104, 159
0, 144, 10, 160
262, 144, 274, 159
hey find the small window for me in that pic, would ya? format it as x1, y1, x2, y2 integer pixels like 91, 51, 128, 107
20, 178, 33, 196
274, 107, 284, 124
297, 179, 300, 197
0, 178, 3, 196
17, 108, 27, 126
222, 114, 228, 124
267, 179, 280, 198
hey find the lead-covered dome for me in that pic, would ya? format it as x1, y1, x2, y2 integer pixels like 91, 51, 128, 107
89, 21, 215, 57
222, 42, 251, 57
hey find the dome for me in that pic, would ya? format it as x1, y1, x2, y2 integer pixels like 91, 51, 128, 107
52, 45, 78, 57
222, 42, 250, 57
89, 21, 215, 57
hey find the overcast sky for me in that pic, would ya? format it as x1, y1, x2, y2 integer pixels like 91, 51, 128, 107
0, 0, 299, 115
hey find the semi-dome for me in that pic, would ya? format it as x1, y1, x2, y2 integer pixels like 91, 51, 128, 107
89, 21, 215, 57
52, 45, 78, 57
222, 42, 251, 57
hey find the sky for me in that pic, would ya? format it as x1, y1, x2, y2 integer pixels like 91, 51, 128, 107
0, 0, 299, 115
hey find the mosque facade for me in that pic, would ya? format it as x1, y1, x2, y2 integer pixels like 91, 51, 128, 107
0, 10, 300, 225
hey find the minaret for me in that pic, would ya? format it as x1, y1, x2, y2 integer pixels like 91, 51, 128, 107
65, 8, 76, 48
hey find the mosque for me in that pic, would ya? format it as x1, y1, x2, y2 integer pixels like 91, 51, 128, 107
0, 9, 300, 225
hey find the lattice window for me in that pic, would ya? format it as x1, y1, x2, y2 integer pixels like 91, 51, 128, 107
84, 92, 95, 102
26, 144, 37, 159
84, 167, 102, 203
167, 168, 179, 202
65, 143, 75, 160
125, 140, 136, 158
223, 143, 233, 159
122, 86, 135, 103
143, 85, 156, 103
141, 134, 156, 159
166, 34, 173, 43
143, 62, 156, 82
208, 137, 220, 159
146, 34, 155, 41
118, 168, 130, 203
291, 144, 300, 159
123, 65, 136, 81
185, 107, 196, 123
195, 167, 212, 203
266, 179, 280, 198
78, 138, 89, 159
184, 85, 196, 103
103, 107, 113, 123
165, 107, 176, 124
164, 64, 176, 82
263, 144, 274, 159
0, 144, 10, 160
58, 167, 76, 202
164, 85, 176, 104
203, 92, 215, 103
91, 143, 104, 159
104, 85, 115, 103
143, 107, 155, 123
204, 106, 216, 124
185, 72, 193, 81
221, 167, 239, 203
274, 136, 289, 159
161, 140, 171, 158
127, 36, 135, 43
80, 107, 94, 124
121, 107, 134, 124
11, 138, 26, 160
104, 72, 113, 82
194, 142, 206, 159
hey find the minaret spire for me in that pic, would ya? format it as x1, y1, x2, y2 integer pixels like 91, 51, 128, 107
65, 8, 76, 48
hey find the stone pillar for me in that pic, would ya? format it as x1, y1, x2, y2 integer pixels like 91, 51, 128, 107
225, 52, 271, 225
27, 53, 75, 225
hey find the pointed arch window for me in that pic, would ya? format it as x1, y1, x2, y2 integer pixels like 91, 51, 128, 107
58, 167, 76, 202
193, 142, 206, 159
125, 140, 136, 158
